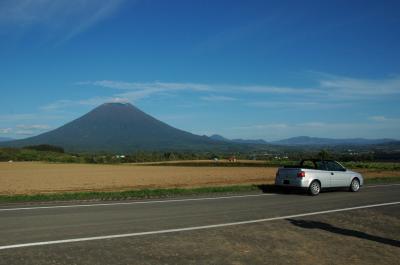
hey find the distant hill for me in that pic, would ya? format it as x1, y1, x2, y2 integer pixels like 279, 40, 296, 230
272, 136, 396, 146
209, 134, 397, 146
231, 138, 268, 145
1, 103, 239, 153
0, 137, 13, 142
209, 134, 268, 145
209, 134, 230, 142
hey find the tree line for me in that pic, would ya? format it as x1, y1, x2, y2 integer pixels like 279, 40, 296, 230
0, 145, 398, 164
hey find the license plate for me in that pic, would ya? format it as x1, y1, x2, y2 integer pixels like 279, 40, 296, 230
284, 180, 289, 184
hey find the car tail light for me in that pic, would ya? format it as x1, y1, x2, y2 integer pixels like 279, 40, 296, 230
297, 171, 305, 178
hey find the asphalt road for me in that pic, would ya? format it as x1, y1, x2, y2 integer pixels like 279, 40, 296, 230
0, 184, 399, 264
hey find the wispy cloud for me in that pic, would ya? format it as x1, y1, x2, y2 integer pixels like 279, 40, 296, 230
369, 115, 400, 123
247, 100, 351, 109
1, 125, 50, 136
200, 95, 237, 102
315, 73, 400, 96
16, 124, 50, 130
0, 128, 12, 134
231, 121, 400, 140
40, 100, 76, 111
45, 73, 400, 111
369, 115, 388, 122
0, 113, 36, 122
0, 113, 63, 121
82, 75, 400, 98
57, 80, 216, 109
14, 124, 51, 136
74, 80, 318, 109
235, 85, 319, 94
42, 80, 210, 110
79, 80, 320, 96
0, 0, 126, 42
15, 130, 35, 135
79, 80, 212, 91
40, 97, 126, 111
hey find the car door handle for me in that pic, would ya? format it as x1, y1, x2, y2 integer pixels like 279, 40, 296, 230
331, 172, 334, 175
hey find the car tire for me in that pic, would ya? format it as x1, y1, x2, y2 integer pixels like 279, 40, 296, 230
349, 178, 360, 192
308, 181, 321, 196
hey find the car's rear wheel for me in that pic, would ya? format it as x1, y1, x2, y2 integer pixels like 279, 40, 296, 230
350, 178, 360, 192
308, 181, 321, 196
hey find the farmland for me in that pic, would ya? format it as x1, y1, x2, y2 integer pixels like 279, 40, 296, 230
1, 161, 400, 196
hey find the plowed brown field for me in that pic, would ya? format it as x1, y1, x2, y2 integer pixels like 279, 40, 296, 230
0, 162, 398, 195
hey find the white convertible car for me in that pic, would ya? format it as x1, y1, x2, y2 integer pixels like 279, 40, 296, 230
275, 159, 364, 196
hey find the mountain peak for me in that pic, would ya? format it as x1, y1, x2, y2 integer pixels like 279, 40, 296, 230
1, 103, 231, 152
98, 102, 136, 109
101, 102, 133, 106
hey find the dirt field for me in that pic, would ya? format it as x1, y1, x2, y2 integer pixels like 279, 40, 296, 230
0, 162, 399, 195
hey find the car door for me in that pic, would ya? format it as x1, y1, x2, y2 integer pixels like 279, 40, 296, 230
314, 161, 332, 188
325, 161, 348, 187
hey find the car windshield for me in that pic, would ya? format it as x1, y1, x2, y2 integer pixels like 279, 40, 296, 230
325, 161, 345, 171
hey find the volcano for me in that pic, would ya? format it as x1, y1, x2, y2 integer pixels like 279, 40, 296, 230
3, 103, 233, 153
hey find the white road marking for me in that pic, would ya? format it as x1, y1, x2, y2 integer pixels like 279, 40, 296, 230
0, 201, 398, 250
0, 183, 397, 212
0, 193, 275, 212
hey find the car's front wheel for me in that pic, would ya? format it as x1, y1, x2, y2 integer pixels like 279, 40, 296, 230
349, 178, 360, 192
308, 181, 321, 196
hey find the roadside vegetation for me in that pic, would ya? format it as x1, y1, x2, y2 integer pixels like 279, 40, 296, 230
1, 146, 399, 170
0, 185, 260, 203
1, 176, 399, 203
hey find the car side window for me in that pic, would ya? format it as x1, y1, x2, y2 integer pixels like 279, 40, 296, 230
315, 161, 326, 170
301, 160, 315, 169
325, 161, 345, 171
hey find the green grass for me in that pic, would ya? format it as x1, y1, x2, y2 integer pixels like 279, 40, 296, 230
0, 176, 399, 204
0, 185, 260, 203
364, 176, 400, 184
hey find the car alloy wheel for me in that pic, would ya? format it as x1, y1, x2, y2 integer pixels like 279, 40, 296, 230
350, 178, 360, 192
309, 181, 320, 196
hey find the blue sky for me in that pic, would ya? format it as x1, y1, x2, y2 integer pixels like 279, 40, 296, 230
0, 0, 399, 141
